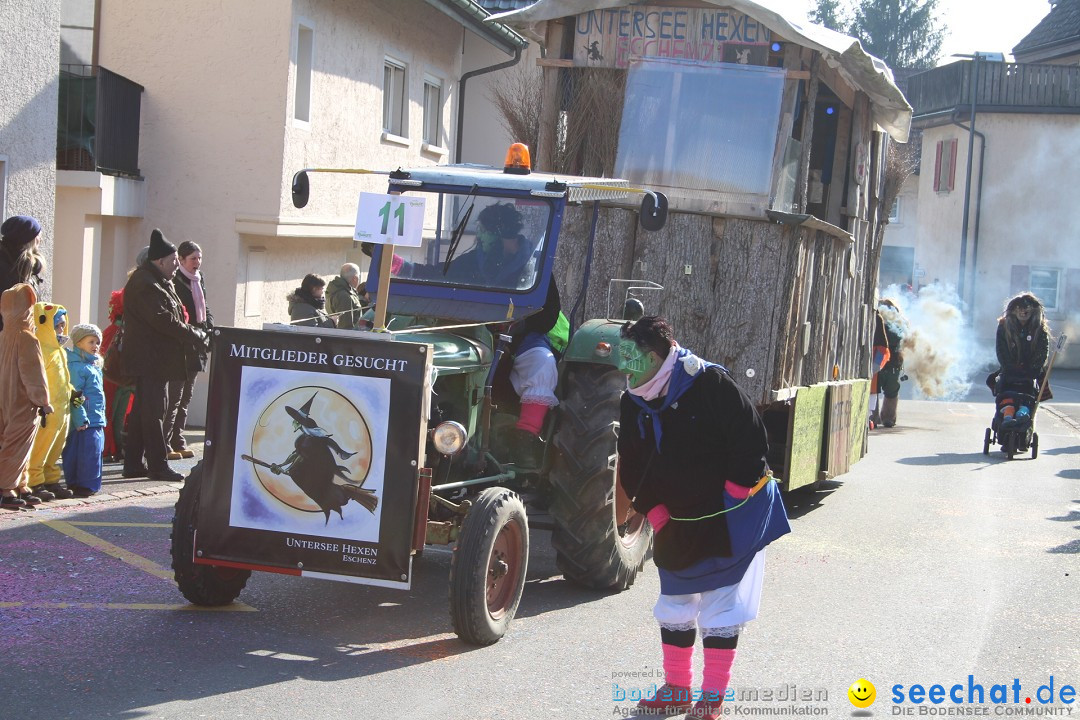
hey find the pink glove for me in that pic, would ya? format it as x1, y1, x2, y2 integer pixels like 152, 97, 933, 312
724, 480, 752, 499
390, 254, 404, 276
646, 504, 671, 532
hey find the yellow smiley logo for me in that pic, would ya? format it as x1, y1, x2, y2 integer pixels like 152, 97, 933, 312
848, 678, 876, 708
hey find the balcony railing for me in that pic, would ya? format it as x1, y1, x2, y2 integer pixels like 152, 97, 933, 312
57, 64, 144, 177
906, 60, 1080, 117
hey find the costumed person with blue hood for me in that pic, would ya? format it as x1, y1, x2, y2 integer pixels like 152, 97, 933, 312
615, 317, 790, 720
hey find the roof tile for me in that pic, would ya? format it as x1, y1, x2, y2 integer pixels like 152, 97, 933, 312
1013, 0, 1080, 54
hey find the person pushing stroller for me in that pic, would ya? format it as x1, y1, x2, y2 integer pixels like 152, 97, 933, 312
991, 293, 1050, 429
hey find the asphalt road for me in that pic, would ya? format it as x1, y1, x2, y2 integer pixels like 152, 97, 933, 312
1, 393, 1077, 719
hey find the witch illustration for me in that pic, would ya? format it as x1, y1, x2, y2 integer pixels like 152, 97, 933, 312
244, 392, 377, 523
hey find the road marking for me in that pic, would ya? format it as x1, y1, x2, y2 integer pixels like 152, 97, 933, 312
43, 519, 175, 581
335, 632, 460, 661
0, 601, 256, 612
39, 519, 258, 612
66, 521, 171, 528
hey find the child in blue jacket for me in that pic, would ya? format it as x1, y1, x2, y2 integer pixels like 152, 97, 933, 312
63, 324, 107, 497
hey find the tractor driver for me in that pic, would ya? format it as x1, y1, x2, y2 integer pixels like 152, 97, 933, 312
369, 202, 537, 291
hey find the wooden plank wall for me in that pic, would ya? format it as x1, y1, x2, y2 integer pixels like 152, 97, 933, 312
550, 84, 884, 408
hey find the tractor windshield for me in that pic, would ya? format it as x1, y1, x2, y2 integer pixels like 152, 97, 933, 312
393, 192, 553, 293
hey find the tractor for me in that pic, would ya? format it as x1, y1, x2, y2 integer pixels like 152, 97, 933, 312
170, 145, 669, 645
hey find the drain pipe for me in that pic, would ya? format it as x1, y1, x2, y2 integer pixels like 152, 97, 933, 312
951, 116, 986, 319
455, 45, 523, 164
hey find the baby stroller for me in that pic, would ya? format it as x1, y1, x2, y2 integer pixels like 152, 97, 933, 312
984, 381, 1039, 459
983, 335, 1067, 460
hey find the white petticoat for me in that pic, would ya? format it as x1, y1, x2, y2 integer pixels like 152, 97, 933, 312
653, 549, 766, 635
510, 346, 559, 407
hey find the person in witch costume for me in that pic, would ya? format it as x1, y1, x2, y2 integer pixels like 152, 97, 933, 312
615, 317, 790, 720
267, 392, 377, 522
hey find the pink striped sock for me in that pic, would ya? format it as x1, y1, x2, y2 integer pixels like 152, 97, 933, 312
661, 643, 694, 688
702, 648, 736, 699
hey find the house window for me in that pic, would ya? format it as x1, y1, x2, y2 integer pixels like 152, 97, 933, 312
933, 139, 957, 192
423, 77, 443, 147
383, 58, 407, 138
294, 24, 314, 123
1029, 267, 1060, 311
888, 196, 901, 223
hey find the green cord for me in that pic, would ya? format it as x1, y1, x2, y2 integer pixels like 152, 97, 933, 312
667, 478, 772, 522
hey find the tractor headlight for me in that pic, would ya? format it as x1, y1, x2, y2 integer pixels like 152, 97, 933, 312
432, 421, 468, 455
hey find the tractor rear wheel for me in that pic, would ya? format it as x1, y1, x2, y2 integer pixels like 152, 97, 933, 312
171, 462, 251, 606
548, 365, 652, 591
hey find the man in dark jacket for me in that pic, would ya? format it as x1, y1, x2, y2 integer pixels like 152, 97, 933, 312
121, 229, 205, 481
325, 263, 366, 330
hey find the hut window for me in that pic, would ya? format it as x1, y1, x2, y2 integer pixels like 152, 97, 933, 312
615, 57, 785, 204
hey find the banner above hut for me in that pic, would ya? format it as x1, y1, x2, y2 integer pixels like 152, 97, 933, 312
573, 6, 773, 68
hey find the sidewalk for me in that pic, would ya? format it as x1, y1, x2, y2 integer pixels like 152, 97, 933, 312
0, 429, 203, 517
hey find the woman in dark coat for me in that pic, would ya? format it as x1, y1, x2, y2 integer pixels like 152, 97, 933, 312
994, 292, 1050, 427
166, 241, 213, 459
287, 274, 336, 328
615, 317, 790, 720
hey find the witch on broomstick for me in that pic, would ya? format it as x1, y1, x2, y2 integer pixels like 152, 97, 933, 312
245, 392, 377, 523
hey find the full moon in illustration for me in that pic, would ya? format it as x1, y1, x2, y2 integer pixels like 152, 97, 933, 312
249, 385, 372, 512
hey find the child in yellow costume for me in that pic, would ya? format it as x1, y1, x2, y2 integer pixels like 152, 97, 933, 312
27, 303, 77, 500
0, 284, 53, 509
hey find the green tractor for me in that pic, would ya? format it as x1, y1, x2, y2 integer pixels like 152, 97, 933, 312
170, 151, 668, 646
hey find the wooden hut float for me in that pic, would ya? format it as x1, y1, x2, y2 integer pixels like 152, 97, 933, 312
491, 0, 912, 489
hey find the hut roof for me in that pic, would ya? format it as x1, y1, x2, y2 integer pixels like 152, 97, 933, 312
488, 0, 912, 141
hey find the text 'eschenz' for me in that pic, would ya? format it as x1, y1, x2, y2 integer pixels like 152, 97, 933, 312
229, 344, 410, 372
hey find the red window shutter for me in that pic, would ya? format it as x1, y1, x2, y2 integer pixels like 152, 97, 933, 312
948, 139, 958, 191
1010, 265, 1030, 295
933, 141, 943, 191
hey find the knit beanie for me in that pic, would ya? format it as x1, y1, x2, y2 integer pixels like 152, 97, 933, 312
147, 228, 177, 261
70, 323, 103, 346
1, 215, 42, 249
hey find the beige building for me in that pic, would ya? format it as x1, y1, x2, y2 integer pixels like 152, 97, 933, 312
82, 0, 528, 332
48, 0, 532, 423
1, 0, 61, 298
886, 57, 1080, 367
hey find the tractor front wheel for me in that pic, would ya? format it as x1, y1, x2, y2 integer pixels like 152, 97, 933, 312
548, 365, 652, 591
171, 462, 251, 606
449, 487, 529, 646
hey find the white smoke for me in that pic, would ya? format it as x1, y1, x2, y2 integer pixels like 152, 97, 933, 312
879, 283, 996, 401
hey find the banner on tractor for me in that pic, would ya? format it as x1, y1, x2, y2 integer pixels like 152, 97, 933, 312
195, 327, 431, 588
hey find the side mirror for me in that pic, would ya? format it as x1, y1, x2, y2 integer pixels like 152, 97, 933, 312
639, 191, 668, 231
291, 170, 310, 208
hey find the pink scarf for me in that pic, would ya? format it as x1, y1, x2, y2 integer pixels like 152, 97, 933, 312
178, 264, 206, 324
627, 345, 678, 401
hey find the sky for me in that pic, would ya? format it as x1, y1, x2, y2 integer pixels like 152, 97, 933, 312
775, 0, 1055, 63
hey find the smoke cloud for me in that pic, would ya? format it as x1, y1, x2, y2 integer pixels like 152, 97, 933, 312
879, 283, 996, 401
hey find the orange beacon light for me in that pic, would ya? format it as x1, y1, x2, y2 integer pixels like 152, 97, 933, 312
503, 143, 532, 175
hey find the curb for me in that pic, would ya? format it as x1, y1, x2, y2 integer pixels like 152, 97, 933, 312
0, 481, 182, 520
1042, 405, 1080, 434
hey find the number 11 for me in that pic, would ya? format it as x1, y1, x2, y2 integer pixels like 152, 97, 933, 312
378, 201, 406, 236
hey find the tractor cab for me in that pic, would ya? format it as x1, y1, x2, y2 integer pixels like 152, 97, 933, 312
364, 160, 634, 325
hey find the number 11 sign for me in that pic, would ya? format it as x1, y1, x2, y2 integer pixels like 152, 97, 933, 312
355, 193, 426, 248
